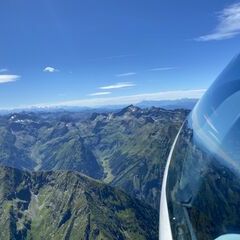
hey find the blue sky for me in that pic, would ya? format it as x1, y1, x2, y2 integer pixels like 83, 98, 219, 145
1, 0, 240, 108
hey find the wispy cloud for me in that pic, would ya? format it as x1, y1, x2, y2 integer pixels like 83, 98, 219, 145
0, 69, 8, 73
43, 66, 59, 73
116, 72, 136, 77
91, 54, 136, 61
104, 54, 135, 60
0, 75, 20, 84
196, 2, 240, 41
14, 89, 206, 109
148, 67, 176, 71
89, 92, 111, 96
100, 82, 136, 90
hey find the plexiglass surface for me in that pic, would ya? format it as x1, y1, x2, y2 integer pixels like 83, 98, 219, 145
166, 54, 240, 240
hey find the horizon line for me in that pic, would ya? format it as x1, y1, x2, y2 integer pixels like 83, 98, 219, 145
0, 89, 206, 111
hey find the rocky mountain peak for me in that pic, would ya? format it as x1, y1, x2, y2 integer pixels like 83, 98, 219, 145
115, 105, 142, 116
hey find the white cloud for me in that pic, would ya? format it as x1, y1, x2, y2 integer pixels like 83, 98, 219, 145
0, 69, 8, 73
149, 67, 176, 71
89, 92, 111, 96
116, 72, 136, 77
0, 75, 20, 84
196, 2, 240, 41
100, 82, 136, 90
14, 89, 205, 109
43, 66, 59, 73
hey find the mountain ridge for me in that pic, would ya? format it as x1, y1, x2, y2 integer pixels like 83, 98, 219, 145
0, 106, 189, 210
0, 165, 158, 240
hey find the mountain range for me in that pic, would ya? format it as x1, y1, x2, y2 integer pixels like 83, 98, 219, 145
0, 98, 197, 115
137, 98, 198, 110
0, 105, 189, 239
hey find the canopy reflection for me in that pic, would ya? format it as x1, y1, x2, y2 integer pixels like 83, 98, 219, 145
161, 54, 240, 240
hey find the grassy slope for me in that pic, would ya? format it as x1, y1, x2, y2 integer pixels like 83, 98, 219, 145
0, 107, 188, 210
0, 166, 158, 240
